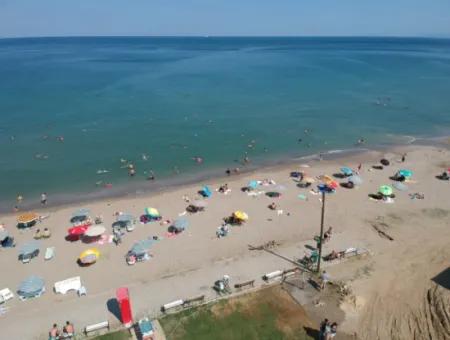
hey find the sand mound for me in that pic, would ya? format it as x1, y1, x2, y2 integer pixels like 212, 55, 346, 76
358, 283, 449, 340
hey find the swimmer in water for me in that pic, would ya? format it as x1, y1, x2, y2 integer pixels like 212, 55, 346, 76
192, 156, 203, 164
142, 153, 149, 161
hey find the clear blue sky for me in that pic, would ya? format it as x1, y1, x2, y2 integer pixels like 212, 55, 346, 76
1, 0, 450, 38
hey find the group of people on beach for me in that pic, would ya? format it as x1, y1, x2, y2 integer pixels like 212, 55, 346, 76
49, 321, 74, 340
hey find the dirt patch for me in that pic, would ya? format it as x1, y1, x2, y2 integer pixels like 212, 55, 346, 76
421, 208, 450, 220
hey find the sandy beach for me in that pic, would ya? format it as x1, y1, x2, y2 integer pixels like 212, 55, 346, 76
0, 144, 449, 339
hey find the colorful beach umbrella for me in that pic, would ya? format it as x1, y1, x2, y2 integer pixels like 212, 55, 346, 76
398, 169, 413, 178
68, 225, 89, 236
201, 185, 212, 198
340, 167, 353, 176
79, 248, 100, 264
84, 225, 106, 237
17, 212, 39, 224
233, 211, 249, 221
328, 181, 339, 189
379, 185, 393, 196
145, 207, 160, 218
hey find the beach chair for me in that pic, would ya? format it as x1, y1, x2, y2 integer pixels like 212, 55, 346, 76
0, 288, 14, 303
44, 247, 55, 261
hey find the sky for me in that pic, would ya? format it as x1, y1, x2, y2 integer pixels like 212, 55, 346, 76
1, 0, 450, 38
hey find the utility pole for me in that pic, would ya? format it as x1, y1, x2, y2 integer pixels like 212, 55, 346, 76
317, 190, 326, 273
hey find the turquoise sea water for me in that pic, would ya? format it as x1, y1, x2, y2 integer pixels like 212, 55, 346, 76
1, 37, 450, 210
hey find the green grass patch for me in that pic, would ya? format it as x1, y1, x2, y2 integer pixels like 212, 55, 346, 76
91, 329, 130, 340
160, 286, 314, 340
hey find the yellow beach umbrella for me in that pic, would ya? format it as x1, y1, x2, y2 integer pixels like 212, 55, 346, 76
322, 175, 334, 184
233, 211, 249, 221
17, 212, 39, 224
79, 248, 100, 265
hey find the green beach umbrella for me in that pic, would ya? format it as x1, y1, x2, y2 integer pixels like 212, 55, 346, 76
379, 185, 393, 196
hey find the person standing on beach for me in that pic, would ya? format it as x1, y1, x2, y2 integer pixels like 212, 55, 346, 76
357, 163, 362, 173
320, 270, 330, 290
40, 192, 47, 205
401, 153, 407, 162
49, 324, 60, 340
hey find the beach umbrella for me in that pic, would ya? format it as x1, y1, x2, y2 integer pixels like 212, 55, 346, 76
201, 185, 212, 197
84, 225, 106, 237
393, 182, 408, 191
302, 176, 315, 184
17, 275, 45, 299
131, 239, 154, 255
398, 169, 413, 178
340, 167, 353, 176
379, 185, 393, 196
68, 225, 89, 236
0, 229, 9, 242
233, 211, 249, 221
348, 175, 363, 186
248, 180, 258, 189
17, 212, 39, 224
328, 181, 339, 189
145, 207, 160, 218
117, 214, 134, 223
72, 208, 90, 218
79, 248, 100, 264
18, 240, 40, 257
173, 218, 189, 231
320, 175, 334, 184
192, 200, 208, 208
266, 191, 281, 198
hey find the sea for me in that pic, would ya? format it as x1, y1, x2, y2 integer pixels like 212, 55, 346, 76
1, 37, 450, 211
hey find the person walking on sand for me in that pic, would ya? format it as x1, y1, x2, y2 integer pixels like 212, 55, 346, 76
357, 163, 362, 173
401, 153, 407, 162
320, 270, 330, 291
40, 192, 47, 205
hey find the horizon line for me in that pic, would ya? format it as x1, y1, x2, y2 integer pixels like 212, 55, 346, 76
1, 34, 450, 41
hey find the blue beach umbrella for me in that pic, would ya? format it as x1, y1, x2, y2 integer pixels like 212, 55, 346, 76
340, 167, 353, 176
17, 275, 45, 299
0, 229, 9, 242
348, 175, 363, 186
393, 182, 408, 191
117, 214, 134, 223
72, 208, 90, 218
18, 240, 40, 257
131, 239, 154, 256
248, 180, 258, 190
201, 186, 212, 198
398, 169, 413, 178
173, 218, 189, 232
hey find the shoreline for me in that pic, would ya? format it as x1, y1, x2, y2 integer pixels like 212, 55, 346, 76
2, 135, 448, 216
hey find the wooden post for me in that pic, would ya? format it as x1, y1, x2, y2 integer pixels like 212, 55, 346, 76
317, 191, 325, 273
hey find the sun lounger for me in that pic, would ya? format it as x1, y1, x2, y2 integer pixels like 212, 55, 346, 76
45, 247, 55, 260
0, 288, 14, 304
